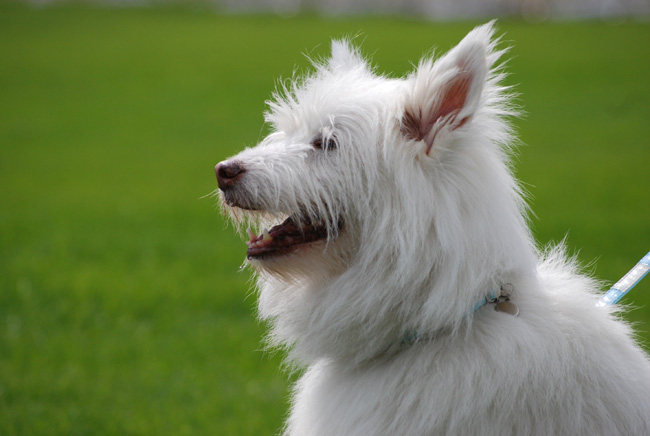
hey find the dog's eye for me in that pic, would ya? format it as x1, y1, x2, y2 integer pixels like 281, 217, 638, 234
311, 136, 337, 151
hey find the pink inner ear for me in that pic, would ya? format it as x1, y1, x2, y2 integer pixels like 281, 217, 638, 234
433, 71, 471, 128
401, 70, 472, 150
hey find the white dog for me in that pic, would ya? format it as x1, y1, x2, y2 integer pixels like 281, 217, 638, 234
215, 22, 650, 436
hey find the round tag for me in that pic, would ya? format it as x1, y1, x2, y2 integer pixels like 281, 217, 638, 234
495, 300, 519, 317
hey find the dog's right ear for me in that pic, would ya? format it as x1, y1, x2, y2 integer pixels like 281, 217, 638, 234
401, 23, 495, 156
329, 39, 367, 72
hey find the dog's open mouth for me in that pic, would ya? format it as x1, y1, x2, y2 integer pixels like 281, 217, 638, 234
246, 216, 340, 259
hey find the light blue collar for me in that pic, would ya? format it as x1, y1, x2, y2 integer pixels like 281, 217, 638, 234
401, 284, 517, 345
471, 290, 499, 312
471, 283, 514, 312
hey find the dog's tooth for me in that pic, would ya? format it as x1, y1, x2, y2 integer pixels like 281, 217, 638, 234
247, 227, 256, 241
263, 228, 273, 242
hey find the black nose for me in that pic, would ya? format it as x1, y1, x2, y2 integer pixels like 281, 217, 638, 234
215, 160, 245, 190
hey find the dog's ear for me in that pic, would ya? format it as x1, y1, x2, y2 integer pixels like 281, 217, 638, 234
401, 23, 494, 155
329, 39, 367, 72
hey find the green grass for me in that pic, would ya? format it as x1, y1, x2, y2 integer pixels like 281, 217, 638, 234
1, 3, 649, 435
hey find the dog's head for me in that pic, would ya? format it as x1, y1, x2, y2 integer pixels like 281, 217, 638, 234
217, 22, 508, 270
216, 22, 534, 363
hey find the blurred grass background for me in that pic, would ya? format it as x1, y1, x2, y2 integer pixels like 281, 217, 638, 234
0, 3, 648, 435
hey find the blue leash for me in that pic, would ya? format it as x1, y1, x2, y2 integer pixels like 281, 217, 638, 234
597, 251, 650, 307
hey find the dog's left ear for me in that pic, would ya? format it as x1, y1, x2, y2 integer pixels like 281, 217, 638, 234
401, 23, 493, 155
329, 39, 367, 72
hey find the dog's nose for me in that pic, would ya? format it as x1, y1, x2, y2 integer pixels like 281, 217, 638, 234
216, 160, 245, 190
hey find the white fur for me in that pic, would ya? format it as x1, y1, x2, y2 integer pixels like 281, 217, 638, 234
217, 22, 650, 436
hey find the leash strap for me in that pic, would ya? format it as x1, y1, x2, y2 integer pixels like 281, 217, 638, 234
597, 251, 650, 307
